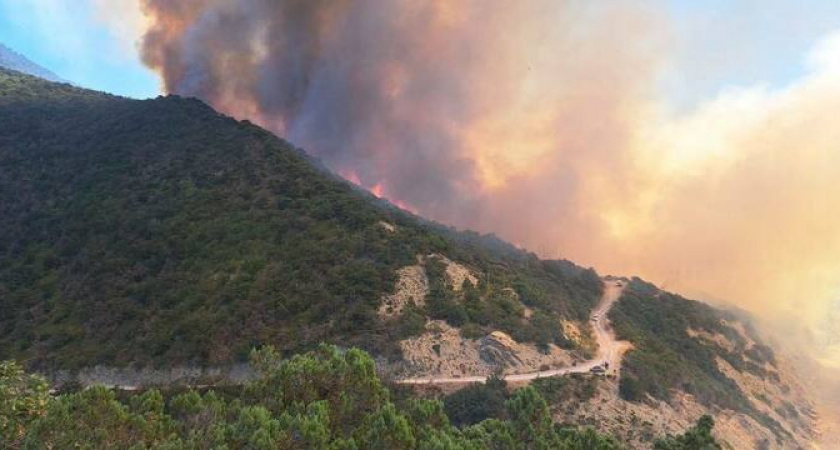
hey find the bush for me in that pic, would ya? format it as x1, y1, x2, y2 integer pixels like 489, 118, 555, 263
0, 361, 48, 447
443, 376, 508, 427
3, 345, 699, 449
654, 415, 721, 450
0, 70, 602, 367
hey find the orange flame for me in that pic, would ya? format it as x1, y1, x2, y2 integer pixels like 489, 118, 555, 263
370, 183, 384, 198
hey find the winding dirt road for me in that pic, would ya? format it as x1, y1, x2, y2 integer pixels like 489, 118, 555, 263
397, 278, 631, 385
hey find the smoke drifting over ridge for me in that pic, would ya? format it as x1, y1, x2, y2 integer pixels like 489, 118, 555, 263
138, 0, 840, 362
140, 0, 659, 224
140, 0, 663, 254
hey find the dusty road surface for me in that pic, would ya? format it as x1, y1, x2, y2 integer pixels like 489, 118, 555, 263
397, 278, 631, 385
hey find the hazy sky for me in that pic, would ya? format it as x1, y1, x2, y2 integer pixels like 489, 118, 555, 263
0, 0, 158, 97
2, 0, 840, 103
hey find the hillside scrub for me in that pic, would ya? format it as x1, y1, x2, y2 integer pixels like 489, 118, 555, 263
609, 278, 789, 441
1, 345, 720, 449
0, 68, 600, 370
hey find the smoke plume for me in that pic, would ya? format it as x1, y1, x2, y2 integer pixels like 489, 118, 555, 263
137, 0, 840, 368
139, 0, 663, 226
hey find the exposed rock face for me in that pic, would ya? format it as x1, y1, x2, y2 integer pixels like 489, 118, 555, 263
421, 254, 478, 291
551, 381, 796, 450
551, 375, 815, 450
439, 255, 478, 291
396, 321, 574, 378
687, 327, 737, 352
715, 356, 815, 445
479, 331, 524, 367
378, 221, 396, 232
379, 253, 479, 318
385, 253, 584, 378
562, 321, 583, 343
398, 320, 494, 377
687, 321, 816, 445
379, 264, 429, 318
549, 323, 817, 449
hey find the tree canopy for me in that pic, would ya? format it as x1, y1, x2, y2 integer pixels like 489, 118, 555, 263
1, 345, 720, 449
0, 67, 601, 370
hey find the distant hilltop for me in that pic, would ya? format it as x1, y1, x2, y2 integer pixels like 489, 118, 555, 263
0, 42, 63, 82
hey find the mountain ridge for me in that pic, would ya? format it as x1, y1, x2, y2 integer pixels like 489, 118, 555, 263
0, 67, 601, 370
0, 67, 817, 448
0, 43, 63, 82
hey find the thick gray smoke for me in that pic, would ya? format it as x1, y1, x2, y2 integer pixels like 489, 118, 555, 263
138, 5, 840, 438
143, 0, 486, 218
140, 0, 660, 227
139, 2, 840, 367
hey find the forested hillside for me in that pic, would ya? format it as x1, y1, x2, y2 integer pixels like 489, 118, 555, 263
0, 68, 601, 370
0, 66, 815, 450
2, 345, 719, 449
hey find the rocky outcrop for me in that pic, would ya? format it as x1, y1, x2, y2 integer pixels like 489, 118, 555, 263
396, 321, 574, 378
715, 355, 816, 445
550, 374, 815, 450
379, 253, 479, 318
378, 221, 396, 232
479, 331, 524, 367
438, 255, 478, 291
551, 381, 794, 450
686, 328, 737, 353
548, 323, 817, 449
379, 264, 429, 318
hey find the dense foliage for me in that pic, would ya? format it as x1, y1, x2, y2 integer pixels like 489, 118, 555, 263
443, 374, 509, 427
653, 415, 720, 450
441, 373, 601, 430
0, 68, 601, 369
609, 278, 788, 441
1, 346, 721, 449
0, 362, 48, 444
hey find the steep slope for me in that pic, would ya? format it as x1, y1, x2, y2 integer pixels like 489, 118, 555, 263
0, 43, 62, 82
0, 68, 601, 371
594, 279, 816, 448
0, 69, 817, 448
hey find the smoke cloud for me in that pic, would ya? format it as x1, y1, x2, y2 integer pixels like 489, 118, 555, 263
137, 0, 840, 367
139, 0, 664, 225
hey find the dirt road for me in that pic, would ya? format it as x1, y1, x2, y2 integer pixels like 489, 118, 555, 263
397, 278, 631, 385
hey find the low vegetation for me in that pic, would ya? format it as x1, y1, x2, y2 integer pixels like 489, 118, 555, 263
1, 346, 720, 449
610, 278, 788, 441
0, 67, 600, 370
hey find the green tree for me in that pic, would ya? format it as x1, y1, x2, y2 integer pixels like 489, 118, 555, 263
167, 390, 229, 448
0, 346, 720, 449
247, 344, 389, 437
505, 386, 562, 449
654, 415, 721, 450
558, 427, 624, 450
0, 361, 48, 447
357, 403, 416, 449
462, 419, 517, 450
443, 375, 508, 427
22, 386, 175, 448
